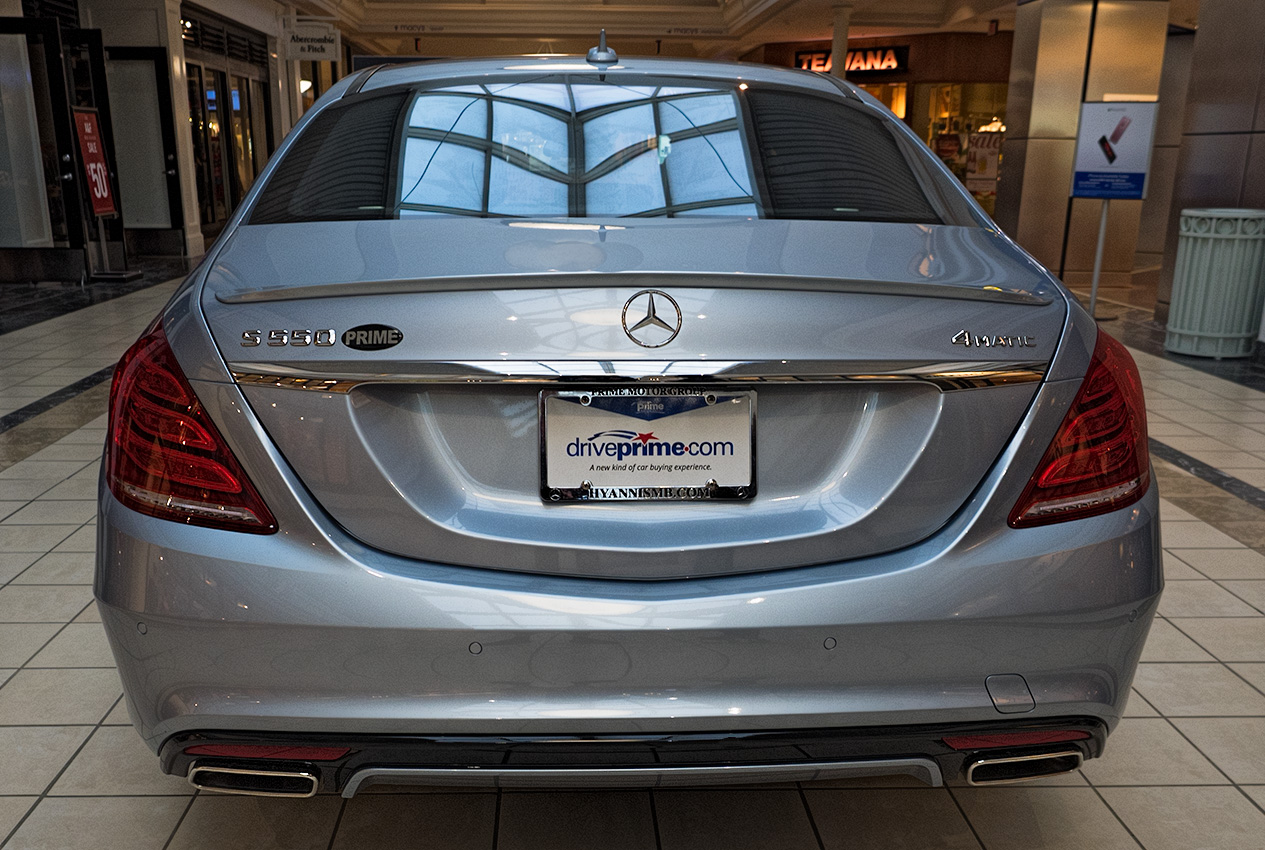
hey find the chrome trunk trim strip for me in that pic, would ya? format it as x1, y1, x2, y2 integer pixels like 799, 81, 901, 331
214, 272, 1053, 306
230, 360, 1047, 394
340, 757, 943, 796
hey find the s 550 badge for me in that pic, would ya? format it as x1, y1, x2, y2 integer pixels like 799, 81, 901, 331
240, 325, 404, 351
241, 329, 335, 347
342, 324, 404, 351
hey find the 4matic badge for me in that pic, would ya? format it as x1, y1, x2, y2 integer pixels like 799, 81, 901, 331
952, 330, 1036, 349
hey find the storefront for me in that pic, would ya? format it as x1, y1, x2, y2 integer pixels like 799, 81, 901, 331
3, 0, 279, 275
749, 32, 1013, 213
1, 2, 121, 282
298, 57, 337, 115
179, 4, 273, 241
69, 0, 309, 261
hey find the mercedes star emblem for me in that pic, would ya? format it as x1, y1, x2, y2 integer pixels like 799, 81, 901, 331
621, 290, 683, 348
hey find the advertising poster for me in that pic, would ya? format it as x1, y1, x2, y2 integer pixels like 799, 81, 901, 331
966, 131, 1003, 193
72, 108, 116, 217
934, 133, 962, 163
1071, 101, 1159, 200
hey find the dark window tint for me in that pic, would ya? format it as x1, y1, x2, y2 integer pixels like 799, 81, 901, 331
250, 78, 955, 225
251, 92, 407, 223
746, 90, 940, 222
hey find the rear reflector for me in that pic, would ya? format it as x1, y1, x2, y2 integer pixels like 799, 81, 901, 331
943, 730, 1090, 750
184, 744, 350, 761
1009, 329, 1149, 527
106, 326, 277, 533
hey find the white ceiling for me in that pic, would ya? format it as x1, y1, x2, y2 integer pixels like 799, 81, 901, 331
291, 0, 1196, 61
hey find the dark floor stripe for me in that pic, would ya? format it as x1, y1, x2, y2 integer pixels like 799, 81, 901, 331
1149, 437, 1265, 512
0, 365, 115, 435
1096, 300, 1265, 393
0, 257, 188, 336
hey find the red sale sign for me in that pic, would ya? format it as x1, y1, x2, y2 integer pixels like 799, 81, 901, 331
73, 107, 117, 217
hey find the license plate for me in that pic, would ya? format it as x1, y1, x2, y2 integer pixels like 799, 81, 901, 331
541, 389, 756, 502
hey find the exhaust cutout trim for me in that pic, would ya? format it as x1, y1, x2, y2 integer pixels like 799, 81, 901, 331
188, 763, 318, 798
966, 750, 1084, 786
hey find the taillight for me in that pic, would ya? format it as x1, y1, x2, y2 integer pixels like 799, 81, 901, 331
1009, 330, 1149, 527
106, 326, 277, 533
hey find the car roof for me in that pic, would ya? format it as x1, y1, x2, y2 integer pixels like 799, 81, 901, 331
353, 55, 862, 100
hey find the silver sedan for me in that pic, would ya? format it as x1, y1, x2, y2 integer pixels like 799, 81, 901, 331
96, 52, 1160, 797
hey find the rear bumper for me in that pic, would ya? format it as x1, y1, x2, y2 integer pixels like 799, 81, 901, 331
96, 481, 1162, 757
163, 718, 1107, 794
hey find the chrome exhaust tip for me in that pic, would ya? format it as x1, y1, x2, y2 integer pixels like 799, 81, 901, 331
188, 763, 318, 798
965, 750, 1084, 786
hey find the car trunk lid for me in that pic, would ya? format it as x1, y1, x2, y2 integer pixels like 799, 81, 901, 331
199, 218, 1066, 579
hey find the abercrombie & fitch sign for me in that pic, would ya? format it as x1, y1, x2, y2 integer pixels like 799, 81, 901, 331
284, 22, 341, 60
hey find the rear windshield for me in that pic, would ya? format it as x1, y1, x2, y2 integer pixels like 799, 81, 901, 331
250, 75, 966, 225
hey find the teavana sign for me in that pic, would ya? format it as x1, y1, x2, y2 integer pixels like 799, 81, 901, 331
795, 46, 909, 75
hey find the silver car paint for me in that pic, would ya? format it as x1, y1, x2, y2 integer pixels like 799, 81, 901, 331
98, 423, 1158, 749
202, 219, 1057, 303
98, 346, 1159, 748
97, 58, 1160, 763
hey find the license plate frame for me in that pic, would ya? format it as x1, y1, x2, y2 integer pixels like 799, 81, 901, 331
540, 388, 756, 502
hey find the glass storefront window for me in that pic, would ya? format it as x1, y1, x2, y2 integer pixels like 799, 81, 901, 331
187, 60, 270, 236
923, 82, 1006, 144
299, 59, 337, 116
856, 82, 907, 120
0, 33, 55, 247
229, 75, 255, 196
248, 78, 268, 176
206, 73, 228, 221
180, 6, 274, 238
919, 83, 1008, 215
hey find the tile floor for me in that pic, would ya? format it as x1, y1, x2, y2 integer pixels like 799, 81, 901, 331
0, 258, 188, 337
1, 281, 1265, 849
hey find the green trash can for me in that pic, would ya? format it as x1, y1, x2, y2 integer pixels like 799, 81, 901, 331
1165, 208, 1265, 358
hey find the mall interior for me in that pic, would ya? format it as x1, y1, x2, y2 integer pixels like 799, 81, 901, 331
3, 0, 1265, 847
